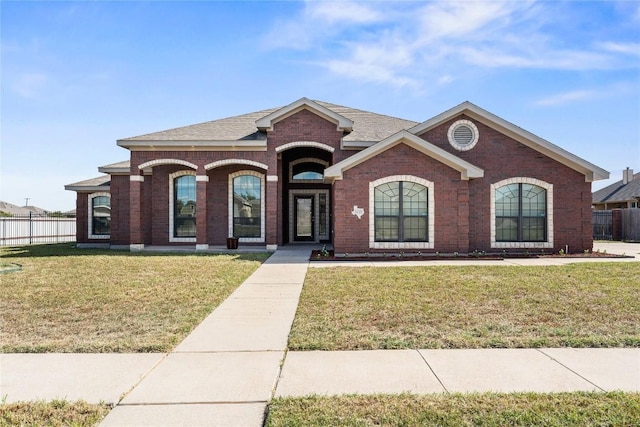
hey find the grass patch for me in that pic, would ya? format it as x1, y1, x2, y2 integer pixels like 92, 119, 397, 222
290, 264, 640, 350
0, 399, 110, 427
0, 244, 269, 352
265, 392, 640, 426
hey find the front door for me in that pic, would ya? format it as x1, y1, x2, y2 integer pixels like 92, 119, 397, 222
294, 196, 314, 241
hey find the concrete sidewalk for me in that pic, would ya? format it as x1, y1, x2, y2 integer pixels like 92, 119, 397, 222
0, 242, 638, 427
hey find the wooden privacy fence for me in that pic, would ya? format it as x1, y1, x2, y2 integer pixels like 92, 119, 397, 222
0, 214, 76, 246
621, 209, 640, 241
592, 210, 613, 240
592, 209, 640, 242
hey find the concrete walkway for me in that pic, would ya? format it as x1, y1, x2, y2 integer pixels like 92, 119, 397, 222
0, 242, 638, 426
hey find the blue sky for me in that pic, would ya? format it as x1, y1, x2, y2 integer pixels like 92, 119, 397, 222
2, 0, 639, 211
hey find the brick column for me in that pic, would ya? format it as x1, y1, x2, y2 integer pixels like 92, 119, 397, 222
129, 173, 144, 251
266, 175, 278, 251
457, 187, 470, 253
196, 175, 209, 251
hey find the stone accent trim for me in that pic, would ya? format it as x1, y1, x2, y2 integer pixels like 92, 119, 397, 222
368, 175, 435, 250
490, 177, 554, 249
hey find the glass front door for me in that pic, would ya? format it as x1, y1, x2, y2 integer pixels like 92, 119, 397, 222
294, 196, 314, 241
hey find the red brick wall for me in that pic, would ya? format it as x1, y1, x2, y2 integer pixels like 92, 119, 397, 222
419, 115, 593, 253
75, 194, 88, 242
110, 175, 130, 246
333, 143, 468, 254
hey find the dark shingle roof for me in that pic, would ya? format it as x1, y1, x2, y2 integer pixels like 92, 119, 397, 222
592, 172, 640, 203
118, 101, 418, 143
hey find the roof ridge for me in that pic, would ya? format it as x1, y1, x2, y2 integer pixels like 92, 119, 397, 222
314, 100, 419, 125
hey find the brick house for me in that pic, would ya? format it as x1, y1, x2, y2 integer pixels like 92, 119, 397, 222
65, 98, 608, 254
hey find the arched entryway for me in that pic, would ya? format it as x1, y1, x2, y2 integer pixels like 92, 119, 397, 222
277, 145, 333, 244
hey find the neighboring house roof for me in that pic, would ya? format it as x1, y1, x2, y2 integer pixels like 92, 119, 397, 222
64, 175, 111, 192
592, 172, 640, 203
0, 201, 50, 215
325, 130, 485, 182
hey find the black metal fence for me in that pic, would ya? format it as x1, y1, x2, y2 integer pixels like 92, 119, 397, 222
592, 210, 613, 240
0, 213, 76, 246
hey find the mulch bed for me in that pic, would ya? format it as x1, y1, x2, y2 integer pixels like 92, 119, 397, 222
309, 250, 631, 262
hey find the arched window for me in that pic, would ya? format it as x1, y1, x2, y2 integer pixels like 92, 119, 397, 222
292, 163, 323, 180
289, 158, 328, 183
88, 193, 110, 239
369, 176, 434, 249
495, 183, 546, 242
229, 171, 265, 241
491, 178, 553, 248
170, 172, 196, 240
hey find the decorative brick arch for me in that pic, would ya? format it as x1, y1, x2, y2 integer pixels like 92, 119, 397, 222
138, 159, 198, 170
275, 141, 335, 153
204, 159, 268, 171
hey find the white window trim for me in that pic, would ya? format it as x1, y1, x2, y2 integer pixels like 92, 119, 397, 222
169, 170, 197, 243
288, 157, 329, 183
369, 175, 435, 250
88, 192, 111, 239
490, 177, 554, 249
229, 170, 265, 243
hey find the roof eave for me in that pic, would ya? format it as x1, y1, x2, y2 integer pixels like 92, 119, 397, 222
116, 140, 267, 151
64, 185, 111, 192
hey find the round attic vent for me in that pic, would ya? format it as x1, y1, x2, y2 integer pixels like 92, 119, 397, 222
448, 120, 479, 151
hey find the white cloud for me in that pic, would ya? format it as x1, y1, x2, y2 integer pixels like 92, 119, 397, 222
309, 1, 382, 24
262, 1, 639, 88
535, 82, 638, 106
596, 42, 640, 57
460, 47, 615, 70
262, 0, 384, 50
535, 90, 597, 106
12, 73, 50, 98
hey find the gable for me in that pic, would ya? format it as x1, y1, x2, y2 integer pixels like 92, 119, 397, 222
324, 130, 484, 182
408, 102, 609, 182
256, 97, 353, 132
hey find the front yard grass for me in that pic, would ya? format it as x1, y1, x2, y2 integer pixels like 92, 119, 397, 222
265, 392, 640, 427
289, 264, 640, 350
0, 244, 269, 353
0, 400, 110, 427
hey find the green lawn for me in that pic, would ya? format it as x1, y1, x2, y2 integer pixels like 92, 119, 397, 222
289, 263, 640, 350
0, 244, 269, 353
266, 392, 640, 427
0, 400, 110, 427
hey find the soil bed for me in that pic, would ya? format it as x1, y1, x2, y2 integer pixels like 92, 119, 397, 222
309, 250, 630, 262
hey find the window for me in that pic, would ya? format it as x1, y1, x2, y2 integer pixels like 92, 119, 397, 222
369, 176, 434, 249
374, 180, 429, 242
229, 171, 265, 241
289, 158, 328, 183
495, 183, 546, 242
169, 171, 196, 242
88, 193, 110, 239
491, 178, 553, 248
